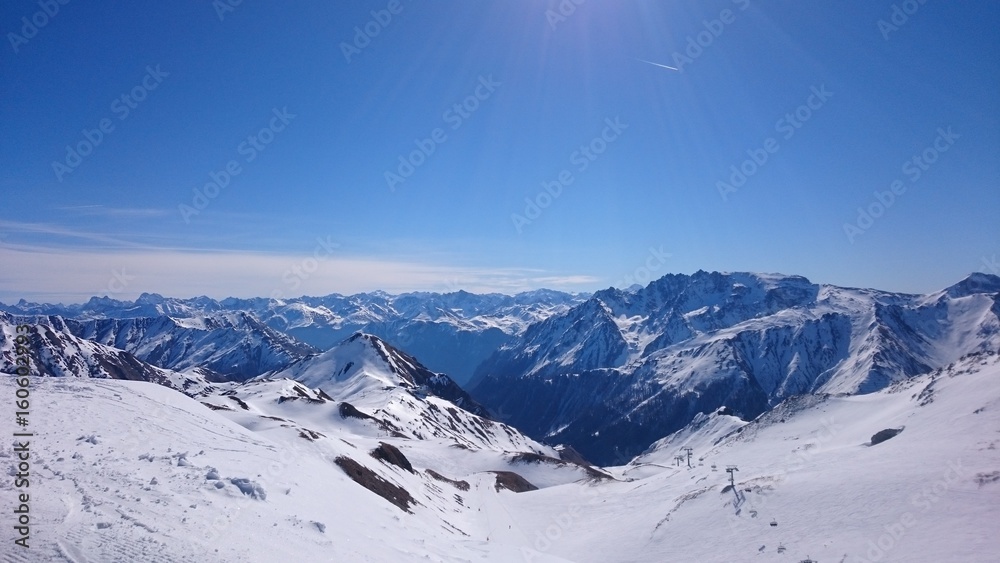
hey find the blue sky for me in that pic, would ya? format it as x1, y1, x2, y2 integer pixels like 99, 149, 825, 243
1, 0, 997, 303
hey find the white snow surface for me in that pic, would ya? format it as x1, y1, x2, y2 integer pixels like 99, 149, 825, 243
4, 351, 999, 561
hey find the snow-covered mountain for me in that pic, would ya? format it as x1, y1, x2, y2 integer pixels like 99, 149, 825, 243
197, 332, 587, 464
5, 347, 998, 561
0, 293, 225, 319
239, 289, 586, 386
1, 290, 586, 385
470, 271, 1000, 465
60, 312, 316, 381
7, 271, 999, 467
0, 311, 211, 392
1, 318, 613, 561
264, 332, 491, 419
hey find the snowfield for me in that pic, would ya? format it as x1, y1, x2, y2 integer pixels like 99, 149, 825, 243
3, 350, 999, 562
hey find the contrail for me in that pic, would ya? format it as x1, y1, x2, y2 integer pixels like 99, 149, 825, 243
636, 58, 679, 72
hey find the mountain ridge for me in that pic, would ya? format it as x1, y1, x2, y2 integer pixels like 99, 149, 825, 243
1, 288, 588, 385
470, 271, 1000, 464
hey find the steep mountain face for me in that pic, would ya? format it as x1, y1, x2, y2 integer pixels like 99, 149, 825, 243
58, 311, 316, 381
471, 271, 1000, 465
0, 312, 209, 392
267, 332, 490, 419
1, 290, 586, 385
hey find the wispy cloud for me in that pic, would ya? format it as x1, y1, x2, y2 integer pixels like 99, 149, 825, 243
0, 219, 155, 249
57, 205, 172, 218
0, 219, 274, 254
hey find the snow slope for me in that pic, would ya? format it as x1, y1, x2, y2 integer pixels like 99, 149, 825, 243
0, 376, 593, 561
503, 351, 1000, 562
4, 349, 998, 562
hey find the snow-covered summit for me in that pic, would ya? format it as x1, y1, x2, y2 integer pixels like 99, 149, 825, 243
472, 271, 1000, 465
266, 332, 488, 417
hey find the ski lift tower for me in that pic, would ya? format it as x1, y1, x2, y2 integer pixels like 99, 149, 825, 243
725, 465, 739, 489
682, 447, 694, 468
674, 455, 685, 467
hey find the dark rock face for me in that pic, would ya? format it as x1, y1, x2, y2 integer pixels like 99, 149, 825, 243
370, 442, 414, 473
870, 427, 904, 446
334, 456, 416, 512
425, 469, 470, 491
490, 471, 538, 493
338, 402, 407, 438
339, 401, 374, 421
510, 452, 564, 465
511, 451, 611, 480
555, 445, 590, 466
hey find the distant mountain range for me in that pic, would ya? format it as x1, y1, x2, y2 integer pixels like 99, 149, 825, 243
1, 289, 586, 386
0, 308, 571, 464
0, 311, 212, 392
2, 271, 998, 466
